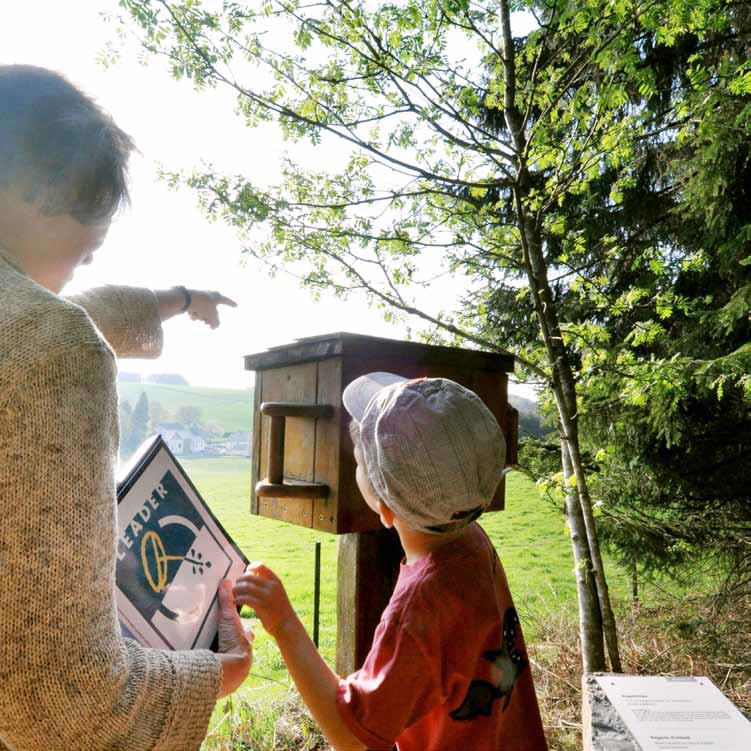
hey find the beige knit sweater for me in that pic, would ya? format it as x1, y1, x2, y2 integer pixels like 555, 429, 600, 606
0, 249, 222, 751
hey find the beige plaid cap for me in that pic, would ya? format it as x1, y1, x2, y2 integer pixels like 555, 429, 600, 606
343, 373, 508, 534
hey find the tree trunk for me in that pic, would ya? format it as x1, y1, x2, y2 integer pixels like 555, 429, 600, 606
516, 193, 622, 671
562, 426, 623, 671
561, 436, 606, 672
498, 0, 622, 672
524, 216, 621, 670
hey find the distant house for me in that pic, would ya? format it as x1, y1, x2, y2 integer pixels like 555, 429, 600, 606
180, 431, 206, 454
226, 431, 251, 456
159, 429, 184, 455
158, 428, 206, 456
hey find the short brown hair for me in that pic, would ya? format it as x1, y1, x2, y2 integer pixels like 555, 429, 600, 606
0, 65, 135, 224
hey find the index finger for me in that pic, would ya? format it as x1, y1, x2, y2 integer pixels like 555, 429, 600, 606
216, 294, 238, 308
245, 561, 278, 581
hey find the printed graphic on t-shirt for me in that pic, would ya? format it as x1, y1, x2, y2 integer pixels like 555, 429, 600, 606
449, 607, 528, 721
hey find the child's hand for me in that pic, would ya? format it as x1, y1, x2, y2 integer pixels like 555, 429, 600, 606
233, 562, 297, 639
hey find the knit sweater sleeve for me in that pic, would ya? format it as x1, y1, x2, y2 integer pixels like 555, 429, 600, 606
0, 332, 221, 751
65, 285, 164, 359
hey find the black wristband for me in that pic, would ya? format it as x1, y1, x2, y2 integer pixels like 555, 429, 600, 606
174, 285, 192, 313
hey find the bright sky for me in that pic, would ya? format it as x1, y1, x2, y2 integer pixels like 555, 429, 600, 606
1, 1, 536, 399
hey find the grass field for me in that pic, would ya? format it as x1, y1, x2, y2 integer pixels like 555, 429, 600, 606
182, 456, 639, 715
182, 457, 339, 704
176, 458, 750, 749
118, 383, 253, 433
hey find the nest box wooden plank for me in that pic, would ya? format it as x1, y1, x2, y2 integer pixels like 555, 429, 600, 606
244, 333, 518, 534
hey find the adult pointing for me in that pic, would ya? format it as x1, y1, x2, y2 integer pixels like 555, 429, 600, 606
0, 65, 251, 751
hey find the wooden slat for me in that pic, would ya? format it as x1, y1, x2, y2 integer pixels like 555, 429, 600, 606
256, 480, 329, 499
313, 358, 341, 533
269, 363, 317, 482
250, 371, 263, 515
256, 363, 318, 527
245, 332, 514, 374
267, 415, 286, 485
257, 497, 313, 527
261, 402, 334, 419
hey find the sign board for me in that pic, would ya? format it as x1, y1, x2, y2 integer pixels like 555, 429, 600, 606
116, 435, 248, 650
595, 675, 751, 751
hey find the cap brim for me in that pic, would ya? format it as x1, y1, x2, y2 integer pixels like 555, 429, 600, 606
342, 372, 407, 422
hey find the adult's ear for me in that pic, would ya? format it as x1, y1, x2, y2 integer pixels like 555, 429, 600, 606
377, 500, 395, 529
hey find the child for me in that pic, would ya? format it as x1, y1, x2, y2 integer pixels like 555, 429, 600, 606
234, 373, 548, 750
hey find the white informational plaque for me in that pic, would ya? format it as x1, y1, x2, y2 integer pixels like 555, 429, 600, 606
595, 675, 751, 751
116, 435, 248, 651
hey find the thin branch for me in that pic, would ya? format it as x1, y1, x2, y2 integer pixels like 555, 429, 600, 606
295, 233, 549, 378
156, 0, 513, 190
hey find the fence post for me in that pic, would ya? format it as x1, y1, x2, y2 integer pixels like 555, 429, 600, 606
313, 540, 321, 647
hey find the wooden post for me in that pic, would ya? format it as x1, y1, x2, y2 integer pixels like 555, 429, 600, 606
336, 528, 403, 676
313, 540, 321, 648
582, 674, 594, 751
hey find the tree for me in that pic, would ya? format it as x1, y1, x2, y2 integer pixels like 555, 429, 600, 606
204, 420, 225, 438
176, 405, 203, 429
117, 0, 644, 672
118, 0, 751, 671
118, 398, 134, 460
129, 391, 151, 455
554, 4, 751, 584
149, 400, 168, 429
511, 396, 552, 440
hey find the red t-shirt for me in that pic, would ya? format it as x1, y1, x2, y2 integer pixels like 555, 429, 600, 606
336, 523, 548, 751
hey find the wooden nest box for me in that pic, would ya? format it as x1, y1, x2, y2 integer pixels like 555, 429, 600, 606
245, 332, 518, 535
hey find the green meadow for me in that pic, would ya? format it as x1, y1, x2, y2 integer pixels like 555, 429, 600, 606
118, 383, 253, 433
182, 457, 638, 713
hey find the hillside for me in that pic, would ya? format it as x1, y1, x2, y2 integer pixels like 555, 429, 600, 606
509, 394, 552, 438
117, 382, 253, 433
509, 394, 538, 415
116, 384, 546, 437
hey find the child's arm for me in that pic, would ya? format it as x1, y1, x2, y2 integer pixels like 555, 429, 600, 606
234, 563, 366, 751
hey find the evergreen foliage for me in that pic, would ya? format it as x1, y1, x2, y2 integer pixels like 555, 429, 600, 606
126, 391, 151, 457
176, 405, 203, 429
118, 398, 133, 460
530, 1, 751, 579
